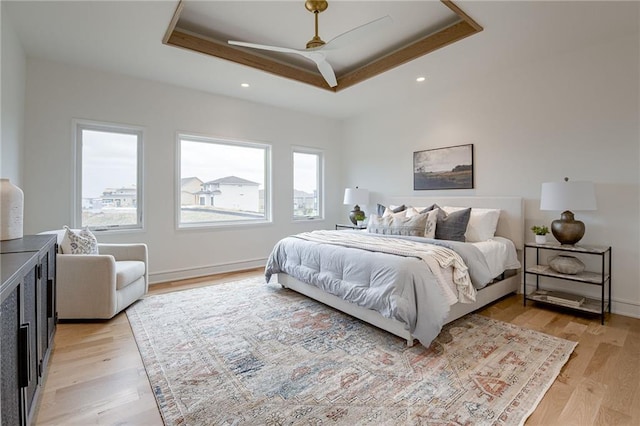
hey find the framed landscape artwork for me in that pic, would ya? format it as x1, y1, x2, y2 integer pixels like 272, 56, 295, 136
413, 144, 474, 190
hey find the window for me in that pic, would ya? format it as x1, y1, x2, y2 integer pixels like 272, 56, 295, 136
178, 134, 271, 227
75, 121, 143, 230
293, 148, 323, 220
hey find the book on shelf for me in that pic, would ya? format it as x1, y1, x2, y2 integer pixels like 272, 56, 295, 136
534, 290, 585, 307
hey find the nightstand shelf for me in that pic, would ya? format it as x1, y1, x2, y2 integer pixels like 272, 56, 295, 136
524, 242, 611, 324
527, 290, 602, 315
525, 264, 608, 285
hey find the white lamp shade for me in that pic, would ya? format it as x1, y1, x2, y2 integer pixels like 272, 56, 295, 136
540, 181, 597, 211
343, 187, 369, 206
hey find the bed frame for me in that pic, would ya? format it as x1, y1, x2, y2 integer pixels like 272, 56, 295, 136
277, 196, 524, 346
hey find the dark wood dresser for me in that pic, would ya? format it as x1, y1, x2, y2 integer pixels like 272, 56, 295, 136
1, 235, 57, 426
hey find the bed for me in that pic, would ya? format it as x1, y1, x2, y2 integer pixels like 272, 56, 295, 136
265, 196, 524, 347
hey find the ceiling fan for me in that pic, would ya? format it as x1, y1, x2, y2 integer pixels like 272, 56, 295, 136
228, 0, 392, 88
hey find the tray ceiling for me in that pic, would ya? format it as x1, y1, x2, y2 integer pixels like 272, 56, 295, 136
164, 0, 482, 92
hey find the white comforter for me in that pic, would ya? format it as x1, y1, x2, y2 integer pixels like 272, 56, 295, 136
292, 230, 476, 305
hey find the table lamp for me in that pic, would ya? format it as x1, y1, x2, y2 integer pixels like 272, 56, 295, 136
343, 187, 369, 225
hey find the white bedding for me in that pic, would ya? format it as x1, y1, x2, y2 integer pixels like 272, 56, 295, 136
471, 236, 521, 280
347, 230, 520, 282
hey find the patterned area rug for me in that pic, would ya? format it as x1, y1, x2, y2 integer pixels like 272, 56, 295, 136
127, 277, 576, 425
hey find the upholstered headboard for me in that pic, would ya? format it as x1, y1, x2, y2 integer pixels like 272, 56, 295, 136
383, 196, 524, 249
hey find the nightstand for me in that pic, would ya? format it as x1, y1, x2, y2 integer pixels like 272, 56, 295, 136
523, 242, 611, 324
335, 224, 367, 230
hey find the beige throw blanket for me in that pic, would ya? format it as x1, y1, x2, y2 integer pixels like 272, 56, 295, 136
294, 230, 476, 305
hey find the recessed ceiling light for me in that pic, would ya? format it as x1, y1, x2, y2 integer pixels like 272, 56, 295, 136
416, 77, 426, 82
241, 83, 250, 88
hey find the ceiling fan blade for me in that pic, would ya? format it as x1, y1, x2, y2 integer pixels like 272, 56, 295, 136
299, 51, 337, 87
228, 40, 303, 56
321, 15, 393, 51
231, 40, 337, 88
313, 57, 338, 88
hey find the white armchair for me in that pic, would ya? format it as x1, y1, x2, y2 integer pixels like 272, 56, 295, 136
40, 230, 148, 319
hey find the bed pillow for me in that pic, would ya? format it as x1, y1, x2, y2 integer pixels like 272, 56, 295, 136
381, 204, 407, 217
442, 206, 501, 242
414, 204, 437, 214
468, 208, 501, 242
367, 211, 429, 237
60, 226, 99, 254
405, 207, 439, 238
434, 207, 471, 242
376, 204, 407, 217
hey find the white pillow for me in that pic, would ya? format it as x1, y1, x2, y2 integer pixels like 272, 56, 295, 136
382, 206, 406, 218
404, 207, 419, 217
441, 206, 501, 242
60, 226, 99, 254
405, 207, 439, 238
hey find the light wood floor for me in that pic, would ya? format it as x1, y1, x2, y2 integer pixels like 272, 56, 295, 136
35, 269, 640, 425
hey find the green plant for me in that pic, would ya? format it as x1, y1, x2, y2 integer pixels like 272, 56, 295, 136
531, 225, 549, 235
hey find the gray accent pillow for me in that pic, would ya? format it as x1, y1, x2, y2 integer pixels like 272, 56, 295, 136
367, 212, 428, 237
435, 207, 471, 242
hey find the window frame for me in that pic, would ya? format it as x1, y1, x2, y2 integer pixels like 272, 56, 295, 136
73, 119, 144, 232
292, 146, 324, 221
176, 132, 272, 230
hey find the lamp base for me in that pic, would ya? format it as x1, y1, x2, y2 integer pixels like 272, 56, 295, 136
551, 210, 585, 245
349, 205, 364, 225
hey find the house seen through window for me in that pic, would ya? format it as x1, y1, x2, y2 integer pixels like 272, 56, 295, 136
179, 134, 271, 227
76, 121, 143, 230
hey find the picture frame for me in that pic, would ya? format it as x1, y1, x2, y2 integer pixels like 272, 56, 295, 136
413, 144, 474, 190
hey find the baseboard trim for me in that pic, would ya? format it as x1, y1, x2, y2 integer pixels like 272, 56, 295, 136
611, 298, 640, 319
149, 258, 267, 284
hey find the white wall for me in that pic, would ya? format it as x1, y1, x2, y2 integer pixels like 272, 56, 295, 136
343, 34, 640, 317
1, 4, 26, 184
22, 58, 344, 283
12, 9, 640, 319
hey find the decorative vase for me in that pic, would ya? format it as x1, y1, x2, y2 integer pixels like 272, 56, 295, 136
1, 178, 24, 240
535, 234, 547, 244
551, 210, 585, 245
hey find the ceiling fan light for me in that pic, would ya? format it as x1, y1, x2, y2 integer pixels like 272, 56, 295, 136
240, 83, 250, 88
416, 76, 426, 82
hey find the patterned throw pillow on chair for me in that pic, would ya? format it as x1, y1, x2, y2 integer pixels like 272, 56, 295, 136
60, 226, 99, 254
